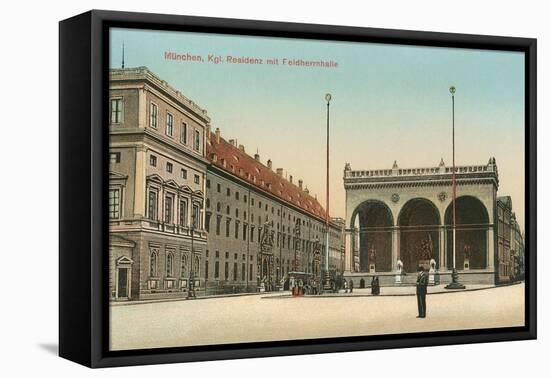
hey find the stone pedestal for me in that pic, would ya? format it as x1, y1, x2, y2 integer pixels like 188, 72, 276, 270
395, 272, 402, 284
429, 269, 435, 284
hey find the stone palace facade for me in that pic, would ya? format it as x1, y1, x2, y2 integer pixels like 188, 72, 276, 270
108, 67, 344, 300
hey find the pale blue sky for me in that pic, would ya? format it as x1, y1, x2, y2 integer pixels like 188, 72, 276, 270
110, 28, 525, 230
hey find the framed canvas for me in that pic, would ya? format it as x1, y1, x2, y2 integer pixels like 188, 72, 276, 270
59, 10, 537, 368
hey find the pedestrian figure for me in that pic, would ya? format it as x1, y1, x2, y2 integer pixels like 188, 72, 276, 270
416, 266, 428, 318
371, 276, 380, 295
349, 279, 354, 293
344, 279, 348, 293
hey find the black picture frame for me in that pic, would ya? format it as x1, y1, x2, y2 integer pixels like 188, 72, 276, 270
59, 9, 537, 368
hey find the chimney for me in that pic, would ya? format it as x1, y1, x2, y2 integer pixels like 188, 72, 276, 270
228, 139, 235, 146
267, 159, 272, 170
238, 144, 245, 153
304, 186, 310, 194
298, 179, 303, 190
215, 128, 220, 143
276, 168, 283, 176
254, 151, 260, 162
289, 175, 293, 184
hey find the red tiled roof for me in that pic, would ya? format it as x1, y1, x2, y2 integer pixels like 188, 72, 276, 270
206, 131, 328, 221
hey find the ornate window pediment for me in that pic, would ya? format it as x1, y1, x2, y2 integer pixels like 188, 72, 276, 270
116, 256, 133, 265
146, 173, 164, 184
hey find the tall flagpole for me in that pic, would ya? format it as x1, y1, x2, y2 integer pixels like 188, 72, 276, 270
324, 93, 332, 292
446, 85, 465, 289
452, 87, 456, 270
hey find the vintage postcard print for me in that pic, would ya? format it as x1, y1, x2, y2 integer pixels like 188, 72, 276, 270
107, 27, 526, 351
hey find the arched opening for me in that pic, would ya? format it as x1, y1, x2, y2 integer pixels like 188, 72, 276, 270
351, 200, 393, 272
398, 198, 441, 272
445, 196, 489, 270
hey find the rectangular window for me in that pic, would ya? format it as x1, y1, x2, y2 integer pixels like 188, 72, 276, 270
235, 222, 239, 239
205, 261, 209, 279
148, 190, 157, 220
243, 224, 247, 241
192, 204, 200, 229
206, 179, 211, 189
233, 262, 238, 281
110, 98, 123, 124
216, 217, 221, 235
242, 263, 246, 281
194, 174, 200, 184
108, 188, 121, 219
251, 226, 255, 242
109, 152, 121, 164
149, 103, 158, 128
166, 112, 174, 136
249, 264, 253, 280
179, 199, 188, 226
181, 122, 188, 144
149, 155, 157, 167
215, 261, 219, 279
224, 262, 229, 281
194, 130, 201, 151
180, 168, 187, 179
166, 162, 173, 173
164, 195, 173, 224
217, 183, 221, 193
226, 219, 231, 238
205, 213, 211, 232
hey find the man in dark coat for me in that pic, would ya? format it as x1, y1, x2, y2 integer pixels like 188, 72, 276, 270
416, 266, 428, 318
349, 279, 354, 293
371, 276, 380, 295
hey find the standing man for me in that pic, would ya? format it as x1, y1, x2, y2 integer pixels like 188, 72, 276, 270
416, 266, 428, 318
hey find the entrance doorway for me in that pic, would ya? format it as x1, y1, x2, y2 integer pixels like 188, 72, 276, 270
117, 268, 129, 298
115, 256, 133, 300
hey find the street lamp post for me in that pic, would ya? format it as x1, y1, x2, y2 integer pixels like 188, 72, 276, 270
445, 85, 465, 290
323, 93, 332, 292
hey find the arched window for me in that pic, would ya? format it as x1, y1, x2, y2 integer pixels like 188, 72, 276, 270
166, 252, 174, 277
150, 250, 158, 277
181, 254, 188, 277
193, 256, 201, 277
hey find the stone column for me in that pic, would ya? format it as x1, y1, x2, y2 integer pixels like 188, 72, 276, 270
353, 228, 359, 272
160, 184, 165, 230
487, 227, 495, 269
133, 146, 147, 218
391, 227, 400, 270
439, 226, 447, 270
138, 87, 147, 129
344, 229, 352, 273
